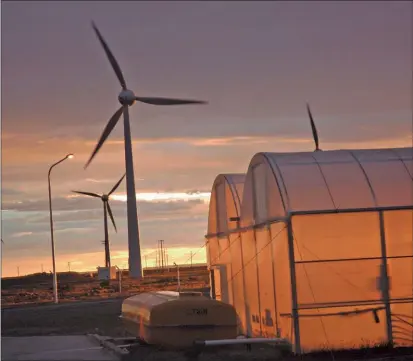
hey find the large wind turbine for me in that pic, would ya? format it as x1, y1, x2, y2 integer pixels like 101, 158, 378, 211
84, 22, 207, 279
72, 174, 125, 269
306, 103, 322, 152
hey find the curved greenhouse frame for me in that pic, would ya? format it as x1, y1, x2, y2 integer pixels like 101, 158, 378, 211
206, 147, 413, 352
207, 174, 245, 307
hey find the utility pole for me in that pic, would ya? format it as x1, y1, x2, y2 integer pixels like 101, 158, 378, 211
155, 248, 158, 269
159, 240, 164, 269
163, 245, 167, 268
41, 264, 44, 273
190, 251, 193, 268
144, 255, 148, 269
68, 262, 71, 272
17, 266, 20, 277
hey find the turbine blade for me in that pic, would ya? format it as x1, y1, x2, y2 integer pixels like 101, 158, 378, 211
72, 190, 101, 198
91, 21, 127, 90
109, 173, 126, 195
106, 202, 117, 232
84, 106, 124, 169
135, 96, 207, 106
306, 103, 320, 151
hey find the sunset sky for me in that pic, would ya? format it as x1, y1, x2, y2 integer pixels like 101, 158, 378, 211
1, 1, 411, 277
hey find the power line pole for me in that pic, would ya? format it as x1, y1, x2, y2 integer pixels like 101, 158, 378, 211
159, 240, 164, 269
155, 248, 158, 269
163, 244, 167, 269
190, 251, 193, 268
156, 240, 160, 269
41, 264, 44, 273
144, 255, 148, 269
17, 266, 20, 277
68, 262, 71, 272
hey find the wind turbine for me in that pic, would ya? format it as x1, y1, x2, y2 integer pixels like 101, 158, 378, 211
84, 21, 207, 279
306, 103, 322, 152
72, 174, 125, 269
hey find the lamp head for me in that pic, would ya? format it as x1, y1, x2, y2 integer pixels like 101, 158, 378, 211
67, 154, 74, 159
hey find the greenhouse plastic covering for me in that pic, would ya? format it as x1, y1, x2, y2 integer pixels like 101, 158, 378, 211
206, 147, 413, 352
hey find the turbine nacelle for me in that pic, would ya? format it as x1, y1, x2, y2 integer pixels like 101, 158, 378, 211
102, 194, 109, 201
118, 89, 136, 106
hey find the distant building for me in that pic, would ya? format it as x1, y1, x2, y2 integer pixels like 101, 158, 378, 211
206, 147, 413, 353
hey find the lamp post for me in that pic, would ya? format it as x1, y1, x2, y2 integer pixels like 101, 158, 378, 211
48, 153, 74, 304
115, 265, 122, 294
173, 262, 180, 292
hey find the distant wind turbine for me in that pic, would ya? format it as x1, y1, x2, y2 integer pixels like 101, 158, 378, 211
306, 103, 322, 152
72, 174, 125, 268
84, 21, 207, 279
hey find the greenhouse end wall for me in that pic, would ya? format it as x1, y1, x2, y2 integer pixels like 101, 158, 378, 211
291, 208, 413, 351
208, 209, 413, 352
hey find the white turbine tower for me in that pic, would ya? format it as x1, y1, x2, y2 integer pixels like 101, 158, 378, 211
85, 22, 207, 279
72, 174, 125, 269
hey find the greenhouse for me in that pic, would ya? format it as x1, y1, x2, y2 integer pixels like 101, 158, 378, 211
206, 147, 413, 353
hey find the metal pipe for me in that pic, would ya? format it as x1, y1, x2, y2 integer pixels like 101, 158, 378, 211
295, 254, 413, 264
291, 205, 413, 216
268, 224, 281, 337
48, 153, 74, 304
378, 210, 393, 344
194, 337, 291, 347
296, 297, 412, 311
286, 218, 301, 354
174, 262, 180, 291
206, 205, 413, 240
115, 266, 122, 293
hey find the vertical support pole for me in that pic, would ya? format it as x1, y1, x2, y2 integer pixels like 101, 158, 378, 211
160, 239, 164, 270
209, 267, 216, 299
378, 210, 393, 345
177, 265, 181, 291
268, 224, 281, 337
253, 228, 263, 335
123, 106, 142, 279
103, 202, 110, 268
239, 231, 252, 336
48, 171, 58, 304
228, 235, 236, 307
287, 216, 301, 354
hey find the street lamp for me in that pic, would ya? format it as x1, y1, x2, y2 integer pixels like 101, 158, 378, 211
173, 262, 181, 292
48, 153, 74, 304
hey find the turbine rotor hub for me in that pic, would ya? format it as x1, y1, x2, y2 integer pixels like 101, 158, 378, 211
102, 194, 109, 201
118, 89, 136, 106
